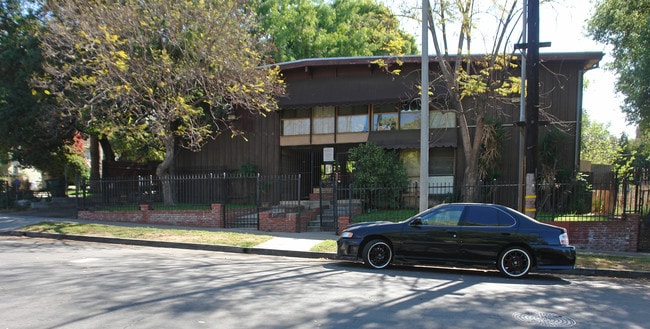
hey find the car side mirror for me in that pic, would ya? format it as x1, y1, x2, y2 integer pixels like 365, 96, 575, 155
410, 217, 423, 226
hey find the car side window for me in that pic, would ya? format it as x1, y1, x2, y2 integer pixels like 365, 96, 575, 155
497, 211, 516, 226
461, 206, 516, 226
462, 206, 500, 226
419, 205, 464, 226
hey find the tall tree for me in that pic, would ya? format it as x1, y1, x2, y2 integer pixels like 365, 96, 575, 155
0, 0, 82, 178
588, 0, 650, 130
421, 0, 522, 201
581, 113, 618, 165
255, 0, 417, 62
36, 0, 285, 204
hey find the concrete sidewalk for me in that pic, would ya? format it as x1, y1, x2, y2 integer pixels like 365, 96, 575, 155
2, 213, 650, 279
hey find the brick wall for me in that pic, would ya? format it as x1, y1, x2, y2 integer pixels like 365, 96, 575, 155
338, 216, 351, 235
547, 216, 640, 252
78, 204, 224, 228
79, 204, 319, 233
258, 211, 295, 232
257, 208, 318, 232
637, 216, 650, 252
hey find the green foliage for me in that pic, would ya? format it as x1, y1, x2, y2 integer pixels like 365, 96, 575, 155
539, 129, 572, 184
254, 0, 418, 62
456, 56, 521, 100
239, 163, 260, 174
36, 0, 285, 178
348, 142, 409, 210
0, 0, 79, 177
581, 113, 619, 165
588, 0, 650, 130
107, 130, 165, 163
65, 153, 90, 181
348, 142, 408, 187
612, 134, 650, 183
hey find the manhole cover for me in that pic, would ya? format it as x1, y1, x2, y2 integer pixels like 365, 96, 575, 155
512, 311, 576, 327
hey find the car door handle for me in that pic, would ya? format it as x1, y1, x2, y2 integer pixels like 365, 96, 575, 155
501, 232, 511, 236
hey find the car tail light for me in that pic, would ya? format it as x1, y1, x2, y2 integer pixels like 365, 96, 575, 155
559, 232, 570, 246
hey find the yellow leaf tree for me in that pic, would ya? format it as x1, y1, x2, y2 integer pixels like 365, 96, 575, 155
419, 0, 524, 201
36, 0, 285, 204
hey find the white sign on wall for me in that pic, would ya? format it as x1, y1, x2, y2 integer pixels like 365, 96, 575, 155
323, 147, 334, 163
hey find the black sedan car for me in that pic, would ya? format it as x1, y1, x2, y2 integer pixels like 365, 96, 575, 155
337, 203, 576, 278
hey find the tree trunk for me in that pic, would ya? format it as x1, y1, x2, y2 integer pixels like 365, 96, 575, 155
156, 135, 176, 206
98, 136, 116, 163
89, 135, 100, 180
459, 112, 485, 202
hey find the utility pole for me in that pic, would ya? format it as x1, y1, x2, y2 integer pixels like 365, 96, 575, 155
517, 0, 527, 212
516, 0, 549, 217
419, 0, 430, 212
524, 0, 540, 218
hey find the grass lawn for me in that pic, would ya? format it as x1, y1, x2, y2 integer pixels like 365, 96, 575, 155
22, 222, 272, 248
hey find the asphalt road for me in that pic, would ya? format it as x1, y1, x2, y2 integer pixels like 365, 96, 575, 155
1, 236, 648, 329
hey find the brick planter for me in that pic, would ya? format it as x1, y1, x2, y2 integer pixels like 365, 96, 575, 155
78, 203, 224, 228
552, 215, 641, 252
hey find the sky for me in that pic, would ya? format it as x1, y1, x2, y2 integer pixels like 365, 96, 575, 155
538, 0, 636, 138
387, 0, 637, 138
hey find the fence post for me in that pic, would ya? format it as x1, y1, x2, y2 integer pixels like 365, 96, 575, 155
623, 179, 629, 217
297, 174, 301, 209
256, 173, 261, 206
256, 173, 261, 231
297, 174, 302, 233
333, 174, 338, 233
348, 183, 353, 229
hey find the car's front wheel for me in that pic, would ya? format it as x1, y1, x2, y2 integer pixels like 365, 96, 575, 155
362, 239, 392, 269
498, 247, 532, 278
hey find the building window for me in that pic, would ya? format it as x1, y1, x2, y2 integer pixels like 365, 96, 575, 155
338, 105, 368, 133
373, 104, 399, 131
429, 148, 455, 175
430, 111, 456, 128
400, 103, 421, 130
429, 147, 455, 195
281, 109, 310, 136
313, 106, 335, 134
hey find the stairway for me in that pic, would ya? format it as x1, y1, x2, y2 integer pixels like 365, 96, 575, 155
306, 201, 352, 232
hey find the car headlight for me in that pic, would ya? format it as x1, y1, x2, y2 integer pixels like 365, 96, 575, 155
340, 231, 354, 238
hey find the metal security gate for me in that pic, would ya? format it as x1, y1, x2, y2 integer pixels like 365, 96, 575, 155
223, 174, 303, 230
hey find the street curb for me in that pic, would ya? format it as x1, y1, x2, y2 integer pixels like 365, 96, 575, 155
545, 268, 650, 280
4, 230, 650, 279
2, 230, 339, 261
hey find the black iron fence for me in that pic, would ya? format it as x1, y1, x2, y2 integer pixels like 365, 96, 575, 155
81, 174, 300, 208
337, 180, 650, 223
80, 174, 303, 229
69, 174, 650, 224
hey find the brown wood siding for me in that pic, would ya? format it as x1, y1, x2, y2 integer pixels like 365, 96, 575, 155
173, 53, 600, 188
174, 111, 281, 175
453, 59, 585, 184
